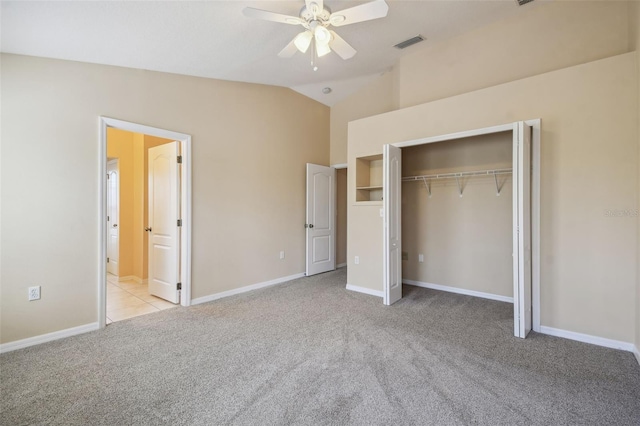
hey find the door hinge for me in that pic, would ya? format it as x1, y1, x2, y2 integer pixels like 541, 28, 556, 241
107, 257, 110, 263
107, 173, 109, 180
177, 219, 182, 227
177, 282, 182, 290
107, 215, 109, 221
177, 156, 183, 164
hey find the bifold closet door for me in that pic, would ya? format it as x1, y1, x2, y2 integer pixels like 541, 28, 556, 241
383, 144, 402, 305
513, 122, 532, 338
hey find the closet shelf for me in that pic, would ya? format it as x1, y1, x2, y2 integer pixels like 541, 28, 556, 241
402, 168, 512, 182
356, 185, 383, 190
402, 168, 512, 197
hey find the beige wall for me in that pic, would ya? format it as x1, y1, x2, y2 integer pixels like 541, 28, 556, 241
330, 1, 631, 171
402, 132, 513, 297
336, 168, 347, 266
0, 54, 329, 344
330, 71, 396, 165
106, 128, 135, 278
348, 53, 638, 343
396, 1, 629, 109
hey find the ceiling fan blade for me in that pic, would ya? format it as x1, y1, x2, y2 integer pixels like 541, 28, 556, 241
278, 39, 299, 58
329, 0, 389, 27
243, 7, 305, 25
329, 31, 356, 59
305, 0, 324, 18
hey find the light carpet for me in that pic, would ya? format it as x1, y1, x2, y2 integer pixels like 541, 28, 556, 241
1, 268, 639, 425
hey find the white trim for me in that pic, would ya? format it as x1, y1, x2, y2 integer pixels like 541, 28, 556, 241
345, 284, 384, 298
0, 323, 100, 354
394, 123, 514, 149
336, 263, 347, 268
539, 326, 635, 352
633, 345, 640, 366
191, 273, 305, 305
332, 163, 348, 169
404, 279, 514, 303
99, 116, 193, 331
527, 119, 541, 332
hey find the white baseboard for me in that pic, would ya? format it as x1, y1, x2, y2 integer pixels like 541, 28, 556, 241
345, 283, 384, 298
634, 345, 640, 366
539, 326, 635, 352
191, 272, 305, 305
0, 322, 100, 354
336, 263, 347, 269
403, 279, 514, 303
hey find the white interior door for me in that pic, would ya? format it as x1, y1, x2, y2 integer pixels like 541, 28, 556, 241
148, 142, 181, 304
107, 160, 119, 276
513, 122, 532, 338
383, 144, 402, 305
306, 164, 336, 276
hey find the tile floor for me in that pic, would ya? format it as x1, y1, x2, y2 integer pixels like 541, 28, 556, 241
106, 274, 177, 324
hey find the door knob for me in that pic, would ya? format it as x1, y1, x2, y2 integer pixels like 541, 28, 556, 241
145, 227, 152, 232
309, 224, 314, 228
113, 224, 118, 228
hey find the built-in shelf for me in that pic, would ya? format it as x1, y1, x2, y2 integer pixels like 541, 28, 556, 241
356, 154, 383, 203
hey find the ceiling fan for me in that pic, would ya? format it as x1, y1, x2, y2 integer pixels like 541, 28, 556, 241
243, 0, 389, 62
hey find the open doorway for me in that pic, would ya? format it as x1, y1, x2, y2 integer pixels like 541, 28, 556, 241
99, 117, 192, 328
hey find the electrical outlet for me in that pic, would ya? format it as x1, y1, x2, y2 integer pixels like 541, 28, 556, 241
279, 251, 285, 260
354, 256, 360, 265
28, 286, 41, 301
419, 254, 424, 263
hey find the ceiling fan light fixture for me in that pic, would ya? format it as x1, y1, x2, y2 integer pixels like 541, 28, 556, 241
314, 26, 331, 44
316, 37, 331, 57
294, 30, 313, 53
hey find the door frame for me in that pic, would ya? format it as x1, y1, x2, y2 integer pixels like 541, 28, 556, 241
98, 117, 192, 329
387, 119, 541, 334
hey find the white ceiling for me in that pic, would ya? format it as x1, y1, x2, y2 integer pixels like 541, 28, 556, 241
1, 1, 526, 106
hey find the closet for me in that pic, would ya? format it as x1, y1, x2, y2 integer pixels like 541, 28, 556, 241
400, 132, 513, 303
380, 121, 538, 338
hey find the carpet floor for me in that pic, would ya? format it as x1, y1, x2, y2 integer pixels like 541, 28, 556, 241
1, 268, 639, 425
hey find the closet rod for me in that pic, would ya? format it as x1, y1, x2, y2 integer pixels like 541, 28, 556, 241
402, 168, 512, 197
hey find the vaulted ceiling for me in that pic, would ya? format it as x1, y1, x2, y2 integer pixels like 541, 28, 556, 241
1, 1, 529, 105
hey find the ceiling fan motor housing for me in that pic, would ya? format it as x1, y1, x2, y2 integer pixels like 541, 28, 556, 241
300, 4, 331, 23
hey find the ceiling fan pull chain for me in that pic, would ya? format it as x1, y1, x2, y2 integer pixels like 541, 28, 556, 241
311, 42, 318, 71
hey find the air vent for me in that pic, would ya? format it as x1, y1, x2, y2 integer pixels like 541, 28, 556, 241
393, 35, 425, 50
516, 0, 534, 6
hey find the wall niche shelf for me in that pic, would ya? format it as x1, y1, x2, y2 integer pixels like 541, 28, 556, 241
356, 154, 383, 202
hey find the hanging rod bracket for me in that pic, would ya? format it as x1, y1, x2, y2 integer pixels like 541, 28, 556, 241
455, 175, 463, 197
421, 177, 431, 197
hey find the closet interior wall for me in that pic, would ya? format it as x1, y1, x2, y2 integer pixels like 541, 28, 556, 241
401, 131, 514, 299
